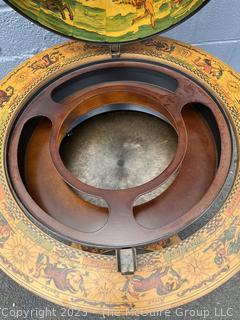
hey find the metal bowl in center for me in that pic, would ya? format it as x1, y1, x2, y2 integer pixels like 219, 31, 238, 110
60, 106, 178, 207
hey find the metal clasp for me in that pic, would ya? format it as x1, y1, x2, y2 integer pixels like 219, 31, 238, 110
110, 44, 121, 58
117, 248, 137, 275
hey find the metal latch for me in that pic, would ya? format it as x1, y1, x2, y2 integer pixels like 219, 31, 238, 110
116, 248, 137, 275
110, 44, 121, 58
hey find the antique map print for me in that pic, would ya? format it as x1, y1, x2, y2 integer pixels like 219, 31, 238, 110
6, 0, 207, 42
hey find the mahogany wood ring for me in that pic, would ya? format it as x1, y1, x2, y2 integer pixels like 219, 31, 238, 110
7, 60, 232, 248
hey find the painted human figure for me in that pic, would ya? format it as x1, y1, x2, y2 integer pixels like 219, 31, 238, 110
39, 0, 74, 20
132, 0, 156, 28
170, 0, 182, 8
194, 57, 223, 79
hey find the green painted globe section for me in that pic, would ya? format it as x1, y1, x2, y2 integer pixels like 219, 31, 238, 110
5, 0, 208, 43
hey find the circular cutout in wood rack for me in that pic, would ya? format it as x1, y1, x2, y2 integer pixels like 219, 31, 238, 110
0, 38, 240, 314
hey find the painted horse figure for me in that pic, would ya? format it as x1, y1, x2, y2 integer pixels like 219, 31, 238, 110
194, 57, 223, 79
123, 267, 186, 299
39, 0, 74, 20
34, 254, 85, 294
0, 86, 14, 108
114, 0, 156, 28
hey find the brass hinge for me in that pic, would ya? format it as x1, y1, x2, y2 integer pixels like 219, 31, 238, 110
110, 44, 121, 58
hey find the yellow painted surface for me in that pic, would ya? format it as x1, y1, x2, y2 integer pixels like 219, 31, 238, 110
6, 0, 207, 42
